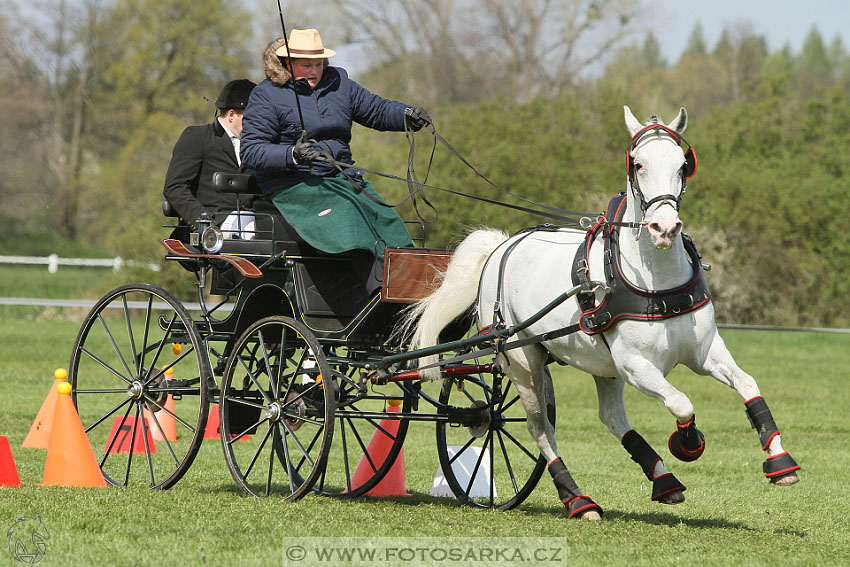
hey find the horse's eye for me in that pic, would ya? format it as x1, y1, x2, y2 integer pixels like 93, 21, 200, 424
634, 162, 644, 172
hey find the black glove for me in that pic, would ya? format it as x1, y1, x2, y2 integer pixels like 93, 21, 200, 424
293, 133, 320, 164
405, 106, 432, 131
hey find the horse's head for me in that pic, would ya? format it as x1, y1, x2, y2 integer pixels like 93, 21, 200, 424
624, 106, 697, 249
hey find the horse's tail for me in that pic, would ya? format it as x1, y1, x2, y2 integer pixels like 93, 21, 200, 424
399, 228, 509, 380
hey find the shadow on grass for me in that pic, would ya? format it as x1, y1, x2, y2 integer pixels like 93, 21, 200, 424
204, 483, 756, 531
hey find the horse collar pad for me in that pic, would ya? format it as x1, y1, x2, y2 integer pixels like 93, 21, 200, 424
571, 194, 711, 335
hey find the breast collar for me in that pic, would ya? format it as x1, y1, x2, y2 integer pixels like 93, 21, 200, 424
571, 193, 711, 335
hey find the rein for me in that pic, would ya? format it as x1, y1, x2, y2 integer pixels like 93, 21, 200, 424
313, 123, 597, 228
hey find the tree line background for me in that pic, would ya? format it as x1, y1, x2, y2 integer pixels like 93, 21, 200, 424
2, 0, 849, 327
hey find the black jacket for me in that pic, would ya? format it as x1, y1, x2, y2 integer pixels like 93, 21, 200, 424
163, 119, 248, 228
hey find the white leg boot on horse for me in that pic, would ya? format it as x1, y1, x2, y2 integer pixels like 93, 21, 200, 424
593, 375, 686, 504
503, 347, 602, 520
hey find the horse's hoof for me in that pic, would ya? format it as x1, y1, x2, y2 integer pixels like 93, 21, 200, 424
651, 472, 686, 502
658, 490, 686, 505
565, 496, 604, 519
770, 472, 800, 486
668, 429, 705, 462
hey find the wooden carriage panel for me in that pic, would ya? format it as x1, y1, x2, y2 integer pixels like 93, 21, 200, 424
381, 248, 453, 303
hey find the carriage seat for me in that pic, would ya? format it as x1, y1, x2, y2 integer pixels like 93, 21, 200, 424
209, 172, 317, 257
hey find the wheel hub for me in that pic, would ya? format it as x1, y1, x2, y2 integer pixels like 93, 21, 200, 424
467, 400, 490, 438
284, 393, 306, 431
265, 402, 282, 422
128, 381, 144, 400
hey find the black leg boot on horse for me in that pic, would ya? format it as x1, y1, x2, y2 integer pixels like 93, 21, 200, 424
745, 397, 801, 485
548, 458, 603, 520
668, 415, 706, 462
622, 430, 686, 504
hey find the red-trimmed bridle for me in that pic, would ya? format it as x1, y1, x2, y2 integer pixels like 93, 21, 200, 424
625, 119, 698, 215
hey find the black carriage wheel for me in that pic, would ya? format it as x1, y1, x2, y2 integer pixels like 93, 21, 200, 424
69, 283, 211, 490
435, 367, 555, 510
220, 316, 335, 500
312, 354, 413, 498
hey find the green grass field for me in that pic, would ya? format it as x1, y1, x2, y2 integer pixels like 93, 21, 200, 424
1, 306, 848, 566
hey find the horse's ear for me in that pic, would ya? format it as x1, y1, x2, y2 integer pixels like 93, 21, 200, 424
624, 106, 642, 136
668, 107, 688, 134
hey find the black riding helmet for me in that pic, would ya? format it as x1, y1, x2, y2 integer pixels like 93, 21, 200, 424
215, 79, 256, 110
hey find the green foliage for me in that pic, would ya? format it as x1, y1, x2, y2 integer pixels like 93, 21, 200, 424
4, 8, 850, 327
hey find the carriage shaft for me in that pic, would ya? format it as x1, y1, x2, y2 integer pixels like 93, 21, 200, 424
378, 283, 587, 369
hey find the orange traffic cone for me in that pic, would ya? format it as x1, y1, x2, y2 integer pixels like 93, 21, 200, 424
204, 404, 249, 441
143, 368, 177, 442
346, 399, 410, 497
104, 416, 156, 454
22, 368, 67, 449
1, 435, 22, 488
41, 382, 106, 487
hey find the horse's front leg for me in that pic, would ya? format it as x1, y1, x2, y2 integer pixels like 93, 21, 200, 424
593, 375, 685, 504
616, 353, 708, 463
696, 332, 801, 485
502, 347, 602, 520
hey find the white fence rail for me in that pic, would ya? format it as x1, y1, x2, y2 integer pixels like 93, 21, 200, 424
0, 254, 160, 273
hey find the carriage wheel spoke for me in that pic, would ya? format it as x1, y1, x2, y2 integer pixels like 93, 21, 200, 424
121, 296, 140, 377
244, 424, 274, 479
80, 347, 132, 385
497, 427, 539, 462
464, 432, 492, 498
448, 436, 479, 466
97, 313, 135, 381
99, 400, 135, 467
141, 393, 196, 433
138, 295, 153, 376
496, 430, 520, 496
143, 346, 196, 388
142, 313, 178, 383
143, 400, 180, 467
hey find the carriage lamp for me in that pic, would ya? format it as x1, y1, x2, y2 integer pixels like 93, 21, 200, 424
190, 212, 213, 248
201, 225, 224, 253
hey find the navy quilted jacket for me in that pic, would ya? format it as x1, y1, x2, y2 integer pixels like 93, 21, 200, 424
240, 66, 408, 197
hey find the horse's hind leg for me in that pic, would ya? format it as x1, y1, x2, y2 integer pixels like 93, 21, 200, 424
593, 375, 686, 504
502, 348, 602, 519
699, 334, 801, 485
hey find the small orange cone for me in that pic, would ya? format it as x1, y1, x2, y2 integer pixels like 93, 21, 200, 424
104, 416, 156, 454
41, 382, 106, 487
204, 404, 249, 441
143, 368, 177, 442
346, 399, 410, 497
22, 368, 67, 449
1, 435, 22, 488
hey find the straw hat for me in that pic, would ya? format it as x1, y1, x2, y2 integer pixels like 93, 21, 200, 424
275, 29, 336, 59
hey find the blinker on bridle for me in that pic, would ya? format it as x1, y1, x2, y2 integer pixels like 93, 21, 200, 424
625, 117, 698, 215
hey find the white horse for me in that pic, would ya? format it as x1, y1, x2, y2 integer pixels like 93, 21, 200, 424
404, 106, 800, 520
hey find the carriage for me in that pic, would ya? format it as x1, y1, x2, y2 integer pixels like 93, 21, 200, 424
68, 171, 579, 509
68, 106, 799, 519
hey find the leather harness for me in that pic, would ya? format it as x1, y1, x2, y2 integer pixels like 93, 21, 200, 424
571, 193, 711, 335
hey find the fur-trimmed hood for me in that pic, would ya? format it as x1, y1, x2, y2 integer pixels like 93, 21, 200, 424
263, 38, 291, 85
263, 37, 332, 86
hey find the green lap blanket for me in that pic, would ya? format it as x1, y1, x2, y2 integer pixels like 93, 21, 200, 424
270, 175, 413, 259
